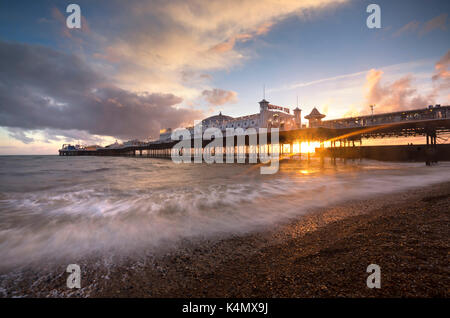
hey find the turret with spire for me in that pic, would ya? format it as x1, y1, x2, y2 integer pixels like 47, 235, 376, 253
305, 107, 325, 128
293, 107, 302, 128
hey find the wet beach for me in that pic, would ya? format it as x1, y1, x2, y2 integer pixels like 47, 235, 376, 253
1, 180, 448, 297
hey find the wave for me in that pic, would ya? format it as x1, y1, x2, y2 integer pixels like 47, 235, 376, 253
0, 158, 449, 269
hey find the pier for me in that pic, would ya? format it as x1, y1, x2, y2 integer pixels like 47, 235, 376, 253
60, 105, 450, 165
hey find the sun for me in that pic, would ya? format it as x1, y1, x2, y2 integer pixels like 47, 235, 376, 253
296, 142, 321, 153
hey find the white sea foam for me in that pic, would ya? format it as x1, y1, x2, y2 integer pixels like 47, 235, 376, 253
0, 156, 449, 269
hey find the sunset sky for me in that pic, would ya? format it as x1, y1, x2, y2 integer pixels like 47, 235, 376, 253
0, 0, 449, 154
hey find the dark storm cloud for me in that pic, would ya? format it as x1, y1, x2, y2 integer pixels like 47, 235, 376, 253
0, 41, 202, 140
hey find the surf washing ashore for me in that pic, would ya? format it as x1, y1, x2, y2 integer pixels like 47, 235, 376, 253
0, 155, 449, 297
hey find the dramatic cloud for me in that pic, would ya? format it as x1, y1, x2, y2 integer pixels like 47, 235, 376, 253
202, 89, 237, 106
364, 69, 434, 113
0, 41, 202, 141
87, 0, 347, 96
1, 1, 348, 148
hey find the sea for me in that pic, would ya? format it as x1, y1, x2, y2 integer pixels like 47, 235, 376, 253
0, 155, 449, 270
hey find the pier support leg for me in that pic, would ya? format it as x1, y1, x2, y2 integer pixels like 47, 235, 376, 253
307, 141, 310, 162
320, 141, 324, 168
425, 128, 437, 166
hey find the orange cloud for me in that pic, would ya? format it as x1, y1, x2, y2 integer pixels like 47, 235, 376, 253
51, 7, 90, 42
51, 7, 72, 38
419, 13, 447, 36
210, 37, 237, 53
432, 50, 450, 89
202, 88, 238, 106
392, 20, 420, 37
256, 21, 273, 35
365, 69, 434, 113
210, 21, 274, 53
392, 14, 447, 38
99, 0, 347, 96
342, 108, 360, 118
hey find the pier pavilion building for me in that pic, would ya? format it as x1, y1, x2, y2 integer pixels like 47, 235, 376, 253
160, 99, 305, 141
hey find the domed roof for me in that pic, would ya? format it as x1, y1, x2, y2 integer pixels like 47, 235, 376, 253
202, 112, 234, 124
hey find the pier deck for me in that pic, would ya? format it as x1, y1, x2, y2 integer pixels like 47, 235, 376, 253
59, 117, 450, 164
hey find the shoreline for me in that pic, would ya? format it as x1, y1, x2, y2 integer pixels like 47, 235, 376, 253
1, 181, 449, 297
